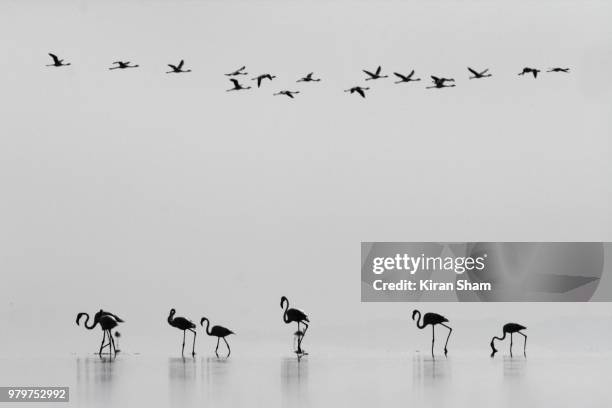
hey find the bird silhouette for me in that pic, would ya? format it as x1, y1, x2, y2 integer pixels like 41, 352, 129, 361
394, 70, 421, 83
297, 72, 321, 82
363, 66, 388, 80
251, 74, 276, 88
226, 78, 252, 91
76, 310, 124, 356
344, 86, 370, 98
468, 67, 491, 79
490, 323, 527, 358
225, 66, 248, 76
412, 309, 452, 358
281, 296, 309, 354
46, 53, 71, 67
166, 60, 191, 74
518, 67, 540, 78
167, 308, 197, 356
109, 61, 139, 70
200, 317, 235, 357
426, 76, 456, 89
547, 67, 570, 73
273, 90, 300, 99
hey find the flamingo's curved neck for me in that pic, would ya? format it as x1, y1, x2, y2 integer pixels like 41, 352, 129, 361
82, 313, 97, 330
203, 319, 212, 336
282, 299, 290, 323
414, 311, 425, 329
167, 313, 174, 325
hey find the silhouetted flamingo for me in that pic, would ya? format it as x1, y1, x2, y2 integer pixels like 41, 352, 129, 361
76, 310, 123, 356
427, 76, 456, 89
468, 67, 491, 79
281, 296, 309, 354
166, 60, 191, 74
225, 66, 248, 76
394, 70, 421, 83
490, 323, 527, 358
363, 66, 388, 80
344, 86, 369, 98
47, 53, 70, 67
167, 308, 197, 356
109, 61, 139, 70
518, 67, 540, 78
297, 72, 321, 82
547, 67, 570, 73
273, 90, 300, 99
251, 74, 276, 88
412, 309, 452, 358
200, 317, 235, 357
227, 78, 251, 91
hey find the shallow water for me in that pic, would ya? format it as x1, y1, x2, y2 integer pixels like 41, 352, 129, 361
1, 352, 610, 408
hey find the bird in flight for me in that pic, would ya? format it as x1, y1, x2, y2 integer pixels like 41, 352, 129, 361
297, 72, 321, 82
468, 67, 491, 79
427, 76, 456, 89
363, 66, 388, 81
251, 74, 276, 88
547, 67, 570, 73
226, 78, 251, 91
274, 90, 300, 99
394, 70, 421, 83
166, 60, 191, 73
109, 61, 139, 70
344, 86, 370, 98
518, 67, 540, 78
225, 66, 248, 76
46, 53, 71, 67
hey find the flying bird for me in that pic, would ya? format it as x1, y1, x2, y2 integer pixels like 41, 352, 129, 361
363, 66, 388, 81
490, 323, 527, 358
251, 74, 276, 88
226, 78, 252, 91
547, 67, 570, 73
47, 53, 71, 67
426, 76, 456, 89
297, 72, 321, 82
344, 86, 370, 98
468, 67, 491, 79
412, 309, 453, 358
518, 67, 540, 78
76, 309, 124, 356
281, 296, 309, 354
200, 317, 235, 357
167, 308, 197, 356
166, 60, 191, 74
109, 61, 139, 70
225, 66, 248, 76
394, 70, 421, 83
273, 90, 300, 99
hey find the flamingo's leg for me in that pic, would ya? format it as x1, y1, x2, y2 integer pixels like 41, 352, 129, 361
109, 331, 116, 355
431, 325, 435, 358
99, 330, 107, 356
510, 333, 514, 357
223, 337, 231, 358
181, 330, 186, 356
519, 332, 527, 357
441, 323, 452, 357
190, 329, 196, 356
215, 337, 220, 357
299, 322, 309, 353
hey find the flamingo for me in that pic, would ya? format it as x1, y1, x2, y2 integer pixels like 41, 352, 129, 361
226, 78, 251, 91
225, 66, 248, 76
426, 76, 456, 89
518, 67, 540, 78
109, 61, 139, 70
394, 70, 421, 83
363, 66, 388, 80
167, 308, 197, 356
200, 317, 235, 357
297, 72, 321, 82
273, 90, 300, 99
468, 67, 492, 79
344, 86, 369, 98
251, 74, 276, 88
46, 53, 70, 67
490, 323, 527, 358
76, 310, 123, 356
412, 309, 452, 358
547, 67, 570, 73
280, 296, 309, 354
166, 60, 191, 74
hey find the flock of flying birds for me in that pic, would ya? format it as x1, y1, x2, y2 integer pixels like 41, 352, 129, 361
47, 53, 570, 99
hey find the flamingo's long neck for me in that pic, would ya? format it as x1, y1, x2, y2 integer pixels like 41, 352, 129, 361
414, 311, 425, 329
203, 319, 212, 336
82, 313, 97, 330
282, 300, 290, 323
167, 313, 174, 325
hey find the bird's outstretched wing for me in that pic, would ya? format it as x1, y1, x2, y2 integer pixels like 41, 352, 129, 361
49, 53, 60, 63
431, 75, 440, 81
230, 78, 239, 87
287, 92, 294, 98
178, 60, 184, 69
363, 70, 375, 78
375, 66, 382, 75
481, 68, 489, 74
168, 64, 177, 70
356, 88, 366, 98
257, 76, 263, 87
408, 70, 415, 78
467, 67, 479, 76
394, 72, 407, 80
112, 61, 121, 65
